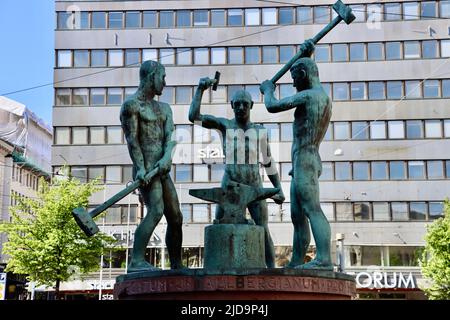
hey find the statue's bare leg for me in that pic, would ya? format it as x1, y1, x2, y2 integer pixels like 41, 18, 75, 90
128, 179, 164, 273
287, 180, 311, 268
161, 174, 185, 269
248, 200, 275, 268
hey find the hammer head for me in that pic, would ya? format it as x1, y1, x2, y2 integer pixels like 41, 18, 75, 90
212, 71, 221, 91
333, 0, 356, 24
72, 207, 99, 237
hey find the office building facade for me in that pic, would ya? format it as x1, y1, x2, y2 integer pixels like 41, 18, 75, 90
53, 0, 450, 299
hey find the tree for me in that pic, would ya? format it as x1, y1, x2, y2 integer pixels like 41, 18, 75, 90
420, 200, 450, 300
0, 175, 116, 299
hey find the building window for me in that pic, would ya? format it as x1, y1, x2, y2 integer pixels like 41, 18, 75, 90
367, 42, 384, 61
74, 50, 89, 67
390, 161, 406, 180
264, 123, 280, 142
228, 47, 243, 64
160, 48, 175, 65
332, 44, 348, 62
386, 42, 401, 60
297, 7, 312, 24
211, 10, 225, 26
262, 8, 276, 25
403, 2, 419, 20
176, 87, 192, 104
176, 48, 192, 65
336, 203, 353, 221
159, 87, 173, 104
386, 81, 403, 99
72, 167, 87, 183
444, 120, 450, 137
56, 89, 71, 105
90, 88, 106, 105
211, 164, 225, 182
333, 83, 349, 101
370, 121, 386, 139
280, 123, 293, 142
441, 1, 450, 18
92, 12, 106, 28
443, 80, 450, 97
125, 49, 140, 66
388, 121, 405, 139
91, 50, 107, 67
55, 127, 70, 145
279, 7, 294, 25
177, 10, 191, 27
245, 85, 260, 102
107, 88, 122, 105
143, 11, 157, 28
321, 203, 334, 221
279, 46, 295, 64
176, 165, 192, 182
314, 45, 330, 62
429, 202, 444, 219
72, 127, 88, 144
373, 202, 390, 221
181, 204, 192, 223
228, 9, 243, 26
211, 48, 226, 64
108, 12, 123, 29
280, 163, 292, 181
441, 40, 450, 57
90, 127, 105, 144
422, 40, 438, 58
160, 11, 174, 28
410, 202, 427, 220
425, 120, 442, 138
350, 5, 366, 22
314, 6, 330, 24
334, 122, 349, 140
335, 162, 351, 180
58, 50, 72, 67
353, 162, 369, 180
88, 167, 104, 183
106, 166, 121, 184
352, 122, 369, 140
421, 1, 437, 18
125, 11, 141, 28
109, 50, 123, 67
388, 247, 420, 266
428, 161, 444, 179
279, 84, 296, 99
384, 3, 401, 20
245, 47, 260, 64
371, 162, 388, 180
194, 48, 208, 65
408, 161, 425, 179
423, 80, 440, 98
175, 125, 192, 143
391, 202, 408, 221
406, 120, 423, 139
107, 127, 122, 144
193, 10, 208, 26
193, 164, 209, 182
320, 162, 333, 181
73, 88, 88, 105
404, 41, 420, 59
354, 203, 371, 221
192, 204, 209, 223
262, 46, 277, 64
350, 43, 365, 61
405, 80, 422, 98
368, 82, 385, 100
245, 8, 260, 26
58, 12, 72, 29
211, 85, 226, 103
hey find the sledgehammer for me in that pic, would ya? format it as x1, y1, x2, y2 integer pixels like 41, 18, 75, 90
271, 0, 355, 84
72, 167, 160, 237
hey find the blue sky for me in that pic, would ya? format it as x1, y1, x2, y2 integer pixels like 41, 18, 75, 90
0, 0, 54, 125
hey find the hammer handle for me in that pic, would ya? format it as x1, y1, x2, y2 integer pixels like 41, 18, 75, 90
270, 15, 343, 84
88, 167, 160, 219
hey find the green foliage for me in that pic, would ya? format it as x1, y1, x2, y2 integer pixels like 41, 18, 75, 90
420, 200, 450, 300
0, 175, 116, 289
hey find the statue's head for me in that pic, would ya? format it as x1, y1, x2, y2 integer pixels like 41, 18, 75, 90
139, 60, 166, 96
290, 57, 319, 91
230, 89, 254, 123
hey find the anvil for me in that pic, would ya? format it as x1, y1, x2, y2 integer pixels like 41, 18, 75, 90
189, 180, 280, 224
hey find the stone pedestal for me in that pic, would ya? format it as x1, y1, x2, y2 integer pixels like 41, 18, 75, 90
114, 269, 356, 300
204, 224, 265, 269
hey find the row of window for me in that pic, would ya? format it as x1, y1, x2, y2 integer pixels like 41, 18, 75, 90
56, 1, 450, 30
99, 200, 444, 225
54, 78, 450, 107
56, 39, 450, 68
53, 118, 450, 148
11, 164, 41, 191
